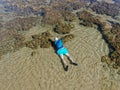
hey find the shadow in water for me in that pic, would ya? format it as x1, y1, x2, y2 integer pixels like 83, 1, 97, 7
97, 25, 115, 56
49, 39, 56, 52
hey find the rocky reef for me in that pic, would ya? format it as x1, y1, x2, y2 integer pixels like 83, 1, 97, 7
25, 31, 75, 49
41, 8, 63, 25
61, 11, 76, 22
54, 22, 74, 34
89, 1, 120, 18
5, 17, 41, 31
102, 22, 120, 69
26, 31, 52, 49
13, 34, 26, 49
61, 34, 75, 44
77, 10, 120, 70
0, 0, 89, 59
76, 11, 106, 28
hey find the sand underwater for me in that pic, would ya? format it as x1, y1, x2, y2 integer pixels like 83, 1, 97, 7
0, 0, 120, 90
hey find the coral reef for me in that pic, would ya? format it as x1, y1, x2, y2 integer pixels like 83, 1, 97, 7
0, 33, 25, 54
5, 17, 41, 31
40, 31, 52, 48
31, 51, 37, 56
77, 11, 106, 28
54, 23, 74, 34
0, 29, 18, 57
100, 22, 120, 69
61, 11, 76, 22
61, 34, 75, 43
76, 10, 120, 69
69, 0, 88, 10
26, 40, 39, 49
101, 55, 112, 65
26, 31, 52, 49
89, 1, 119, 17
1, 0, 120, 71
42, 9, 63, 25
13, 34, 26, 49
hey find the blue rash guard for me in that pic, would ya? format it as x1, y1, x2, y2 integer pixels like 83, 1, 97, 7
54, 39, 68, 55
54, 39, 63, 50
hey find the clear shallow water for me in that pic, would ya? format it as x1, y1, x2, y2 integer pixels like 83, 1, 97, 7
0, 23, 110, 90
0, 0, 120, 90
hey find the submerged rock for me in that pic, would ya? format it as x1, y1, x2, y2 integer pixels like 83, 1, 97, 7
54, 23, 74, 34
77, 11, 106, 28
89, 1, 119, 18
40, 31, 52, 48
101, 55, 112, 65
117, 70, 120, 75
13, 34, 26, 49
42, 9, 63, 25
62, 11, 76, 22
5, 17, 41, 31
26, 31, 52, 49
76, 11, 120, 70
101, 22, 120, 69
113, 64, 119, 69
31, 51, 37, 56
26, 40, 39, 49
61, 34, 75, 44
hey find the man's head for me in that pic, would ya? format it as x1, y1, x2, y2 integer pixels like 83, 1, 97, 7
55, 37, 59, 41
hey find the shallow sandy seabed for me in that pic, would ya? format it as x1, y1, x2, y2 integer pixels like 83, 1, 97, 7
0, 21, 120, 90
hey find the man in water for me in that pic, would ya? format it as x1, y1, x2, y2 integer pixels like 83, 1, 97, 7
54, 37, 78, 71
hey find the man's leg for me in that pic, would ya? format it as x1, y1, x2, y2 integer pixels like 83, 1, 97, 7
65, 53, 74, 62
59, 54, 68, 71
65, 53, 78, 66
